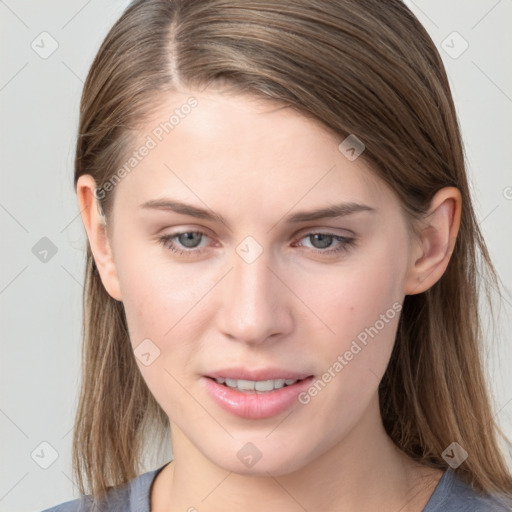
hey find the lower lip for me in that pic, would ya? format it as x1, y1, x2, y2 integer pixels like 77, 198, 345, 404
202, 376, 314, 420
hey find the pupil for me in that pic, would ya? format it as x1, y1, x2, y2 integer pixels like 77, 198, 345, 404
179, 232, 201, 248
312, 234, 332, 249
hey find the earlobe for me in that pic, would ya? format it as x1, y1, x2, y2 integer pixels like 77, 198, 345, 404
76, 175, 123, 301
404, 187, 461, 295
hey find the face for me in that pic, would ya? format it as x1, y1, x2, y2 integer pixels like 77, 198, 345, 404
100, 89, 415, 476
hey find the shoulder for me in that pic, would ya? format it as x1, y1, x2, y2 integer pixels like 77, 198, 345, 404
38, 464, 168, 512
423, 468, 512, 512
38, 496, 95, 512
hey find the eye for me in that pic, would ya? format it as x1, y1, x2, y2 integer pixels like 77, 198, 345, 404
158, 230, 356, 258
294, 232, 355, 256
158, 231, 211, 257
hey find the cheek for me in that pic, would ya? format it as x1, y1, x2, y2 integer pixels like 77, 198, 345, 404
111, 237, 217, 413
113, 233, 202, 342
292, 246, 407, 440
308, 238, 407, 376
116, 264, 196, 421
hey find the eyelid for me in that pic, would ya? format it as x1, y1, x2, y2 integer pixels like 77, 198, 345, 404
158, 228, 356, 259
159, 226, 353, 245
292, 231, 355, 251
293, 225, 356, 238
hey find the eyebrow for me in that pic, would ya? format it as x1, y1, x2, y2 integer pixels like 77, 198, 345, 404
140, 199, 376, 225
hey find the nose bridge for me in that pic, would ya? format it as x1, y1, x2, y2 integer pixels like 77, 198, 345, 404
217, 241, 290, 343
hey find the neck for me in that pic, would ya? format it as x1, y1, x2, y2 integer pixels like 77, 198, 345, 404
151, 394, 442, 512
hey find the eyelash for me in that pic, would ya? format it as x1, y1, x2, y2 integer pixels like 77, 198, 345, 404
157, 231, 355, 258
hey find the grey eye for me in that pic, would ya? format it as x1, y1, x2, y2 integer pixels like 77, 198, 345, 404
177, 232, 203, 248
307, 234, 335, 249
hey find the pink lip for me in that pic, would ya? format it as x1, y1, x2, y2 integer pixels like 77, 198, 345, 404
202, 375, 315, 419
206, 367, 311, 381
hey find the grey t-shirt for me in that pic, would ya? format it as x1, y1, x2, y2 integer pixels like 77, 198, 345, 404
40, 463, 511, 512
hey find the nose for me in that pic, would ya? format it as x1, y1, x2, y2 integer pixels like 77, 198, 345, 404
216, 245, 293, 346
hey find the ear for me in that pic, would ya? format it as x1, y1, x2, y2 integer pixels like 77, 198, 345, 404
76, 174, 123, 301
404, 187, 462, 295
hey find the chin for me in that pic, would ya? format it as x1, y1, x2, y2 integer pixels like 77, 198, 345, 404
205, 441, 312, 477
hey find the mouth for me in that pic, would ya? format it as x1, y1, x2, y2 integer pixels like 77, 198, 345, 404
206, 376, 311, 394
202, 374, 315, 419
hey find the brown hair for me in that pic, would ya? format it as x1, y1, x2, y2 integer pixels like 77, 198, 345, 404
72, 0, 512, 505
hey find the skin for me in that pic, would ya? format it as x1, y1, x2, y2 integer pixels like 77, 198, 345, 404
77, 87, 461, 512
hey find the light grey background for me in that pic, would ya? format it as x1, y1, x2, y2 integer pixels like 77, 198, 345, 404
1, 1, 511, 511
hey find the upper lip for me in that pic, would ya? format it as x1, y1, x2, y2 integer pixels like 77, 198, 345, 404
206, 368, 313, 381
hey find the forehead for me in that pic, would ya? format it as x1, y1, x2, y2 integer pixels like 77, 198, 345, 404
111, 89, 396, 219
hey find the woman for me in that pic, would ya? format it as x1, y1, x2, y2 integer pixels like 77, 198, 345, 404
42, 0, 512, 510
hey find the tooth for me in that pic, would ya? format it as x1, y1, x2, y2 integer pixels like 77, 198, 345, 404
254, 379, 275, 392
273, 379, 286, 389
237, 379, 256, 391
217, 378, 300, 392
